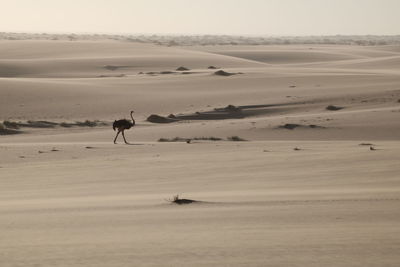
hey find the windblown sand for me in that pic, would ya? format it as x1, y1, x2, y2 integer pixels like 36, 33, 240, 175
1, 40, 400, 266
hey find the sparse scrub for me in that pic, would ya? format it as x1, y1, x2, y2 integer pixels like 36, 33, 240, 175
75, 120, 98, 127
278, 123, 325, 130
0, 120, 108, 129
3, 120, 19, 129
359, 143, 374, 146
176, 66, 190, 71
60, 120, 107, 128
158, 137, 188, 142
158, 136, 223, 142
224, 104, 241, 112
167, 194, 198, 205
0, 122, 21, 135
147, 114, 177, 123
227, 136, 247, 141
193, 136, 223, 141
26, 120, 57, 128
326, 105, 344, 111
60, 122, 73, 128
214, 70, 236, 76
279, 123, 301, 130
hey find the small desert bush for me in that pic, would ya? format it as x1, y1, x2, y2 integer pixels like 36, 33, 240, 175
214, 70, 235, 76
359, 143, 374, 146
326, 105, 344, 111
167, 194, 197, 205
193, 136, 223, 141
75, 120, 98, 127
158, 136, 223, 142
60, 122, 73, 128
0, 122, 21, 135
60, 120, 107, 128
158, 137, 188, 142
3, 120, 19, 129
26, 120, 57, 128
176, 66, 190, 71
227, 136, 247, 141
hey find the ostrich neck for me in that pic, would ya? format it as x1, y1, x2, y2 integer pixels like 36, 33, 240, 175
130, 113, 135, 124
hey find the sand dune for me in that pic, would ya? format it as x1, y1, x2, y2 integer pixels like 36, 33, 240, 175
0, 40, 265, 78
1, 40, 400, 266
196, 49, 362, 64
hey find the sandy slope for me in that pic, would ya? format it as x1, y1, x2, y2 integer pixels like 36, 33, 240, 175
1, 141, 399, 266
1, 40, 400, 266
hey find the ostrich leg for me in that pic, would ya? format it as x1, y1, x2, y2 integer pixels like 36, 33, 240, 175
122, 130, 129, 144
114, 130, 121, 144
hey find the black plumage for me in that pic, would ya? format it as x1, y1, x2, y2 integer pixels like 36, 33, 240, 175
113, 111, 135, 144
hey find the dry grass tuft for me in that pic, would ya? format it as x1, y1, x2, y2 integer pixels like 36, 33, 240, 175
227, 136, 247, 141
166, 194, 198, 205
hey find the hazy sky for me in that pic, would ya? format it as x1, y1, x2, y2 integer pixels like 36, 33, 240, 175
1, 0, 399, 35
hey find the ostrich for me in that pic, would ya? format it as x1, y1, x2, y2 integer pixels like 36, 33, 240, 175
113, 111, 135, 144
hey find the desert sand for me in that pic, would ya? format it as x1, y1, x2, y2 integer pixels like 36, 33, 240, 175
1, 40, 400, 266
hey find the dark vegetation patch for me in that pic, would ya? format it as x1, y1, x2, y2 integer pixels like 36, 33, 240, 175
158, 137, 222, 142
278, 123, 300, 130
158, 136, 242, 142
0, 123, 22, 135
25, 121, 58, 128
147, 114, 178, 123
194, 136, 223, 141
359, 143, 374, 146
145, 70, 195, 75
176, 66, 190, 71
214, 70, 238, 76
227, 136, 247, 141
167, 194, 199, 205
160, 71, 176, 74
147, 102, 302, 123
98, 74, 126, 78
78, 120, 107, 127
278, 123, 325, 130
104, 65, 132, 71
2, 120, 108, 130
158, 137, 189, 142
3, 120, 20, 129
60, 120, 107, 128
326, 105, 344, 111
223, 104, 241, 112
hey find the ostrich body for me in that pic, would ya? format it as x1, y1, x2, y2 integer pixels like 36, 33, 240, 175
113, 111, 135, 144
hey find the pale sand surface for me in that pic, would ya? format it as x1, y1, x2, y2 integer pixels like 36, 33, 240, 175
1, 40, 400, 266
